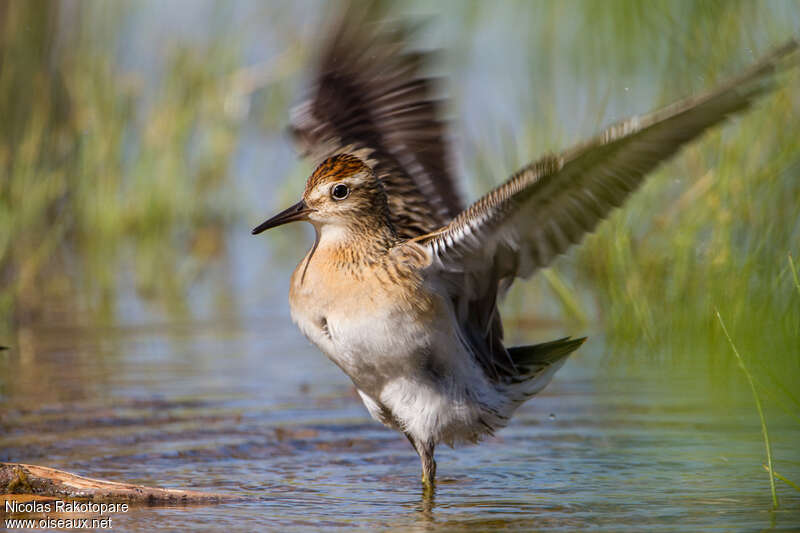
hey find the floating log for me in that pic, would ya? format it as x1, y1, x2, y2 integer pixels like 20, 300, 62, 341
0, 463, 233, 504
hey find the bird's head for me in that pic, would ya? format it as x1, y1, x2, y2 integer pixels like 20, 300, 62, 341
252, 153, 393, 236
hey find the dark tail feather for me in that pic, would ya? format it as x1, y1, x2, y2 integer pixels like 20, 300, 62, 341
508, 336, 586, 372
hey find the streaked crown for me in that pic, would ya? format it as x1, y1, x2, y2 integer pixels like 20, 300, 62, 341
305, 153, 371, 194
302, 154, 395, 235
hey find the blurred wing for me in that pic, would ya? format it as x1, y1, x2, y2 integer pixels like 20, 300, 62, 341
418, 39, 797, 380
290, 4, 462, 238
424, 39, 798, 283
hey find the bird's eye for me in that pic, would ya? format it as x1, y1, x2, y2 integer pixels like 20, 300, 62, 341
331, 183, 349, 200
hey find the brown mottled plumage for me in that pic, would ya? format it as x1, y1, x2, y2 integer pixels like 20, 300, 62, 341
306, 154, 372, 192
253, 5, 798, 489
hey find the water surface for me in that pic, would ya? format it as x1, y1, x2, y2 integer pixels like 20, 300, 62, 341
2, 316, 798, 531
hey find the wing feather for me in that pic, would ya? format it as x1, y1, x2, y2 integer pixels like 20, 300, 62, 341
290, 4, 462, 237
424, 39, 798, 280
416, 39, 797, 380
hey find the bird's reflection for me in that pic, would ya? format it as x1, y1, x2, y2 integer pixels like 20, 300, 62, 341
416, 483, 436, 523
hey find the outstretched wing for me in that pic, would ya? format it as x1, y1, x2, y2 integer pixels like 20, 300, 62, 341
425, 40, 797, 280
418, 39, 798, 379
290, 3, 462, 238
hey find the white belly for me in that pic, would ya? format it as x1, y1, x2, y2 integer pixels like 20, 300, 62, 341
288, 254, 508, 446
290, 282, 432, 396
290, 282, 509, 446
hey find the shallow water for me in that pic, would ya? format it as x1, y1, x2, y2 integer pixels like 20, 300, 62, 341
2, 315, 799, 531
3, 1, 800, 530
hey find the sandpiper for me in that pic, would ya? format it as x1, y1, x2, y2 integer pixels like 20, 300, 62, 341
252, 9, 798, 488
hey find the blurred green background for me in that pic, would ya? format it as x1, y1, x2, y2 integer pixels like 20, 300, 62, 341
0, 0, 798, 515
4, 0, 798, 386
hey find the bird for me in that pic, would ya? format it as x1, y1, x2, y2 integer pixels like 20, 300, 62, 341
251, 6, 798, 489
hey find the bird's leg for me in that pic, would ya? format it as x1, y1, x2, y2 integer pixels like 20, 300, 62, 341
405, 432, 436, 489
420, 440, 436, 489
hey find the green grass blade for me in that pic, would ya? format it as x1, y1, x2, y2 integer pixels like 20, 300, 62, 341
752, 376, 800, 425
715, 309, 778, 509
789, 254, 800, 298
763, 465, 800, 493
542, 269, 589, 325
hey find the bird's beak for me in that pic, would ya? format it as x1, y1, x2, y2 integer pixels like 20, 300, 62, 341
251, 200, 313, 235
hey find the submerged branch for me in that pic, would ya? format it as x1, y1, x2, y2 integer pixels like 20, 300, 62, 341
0, 463, 233, 504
